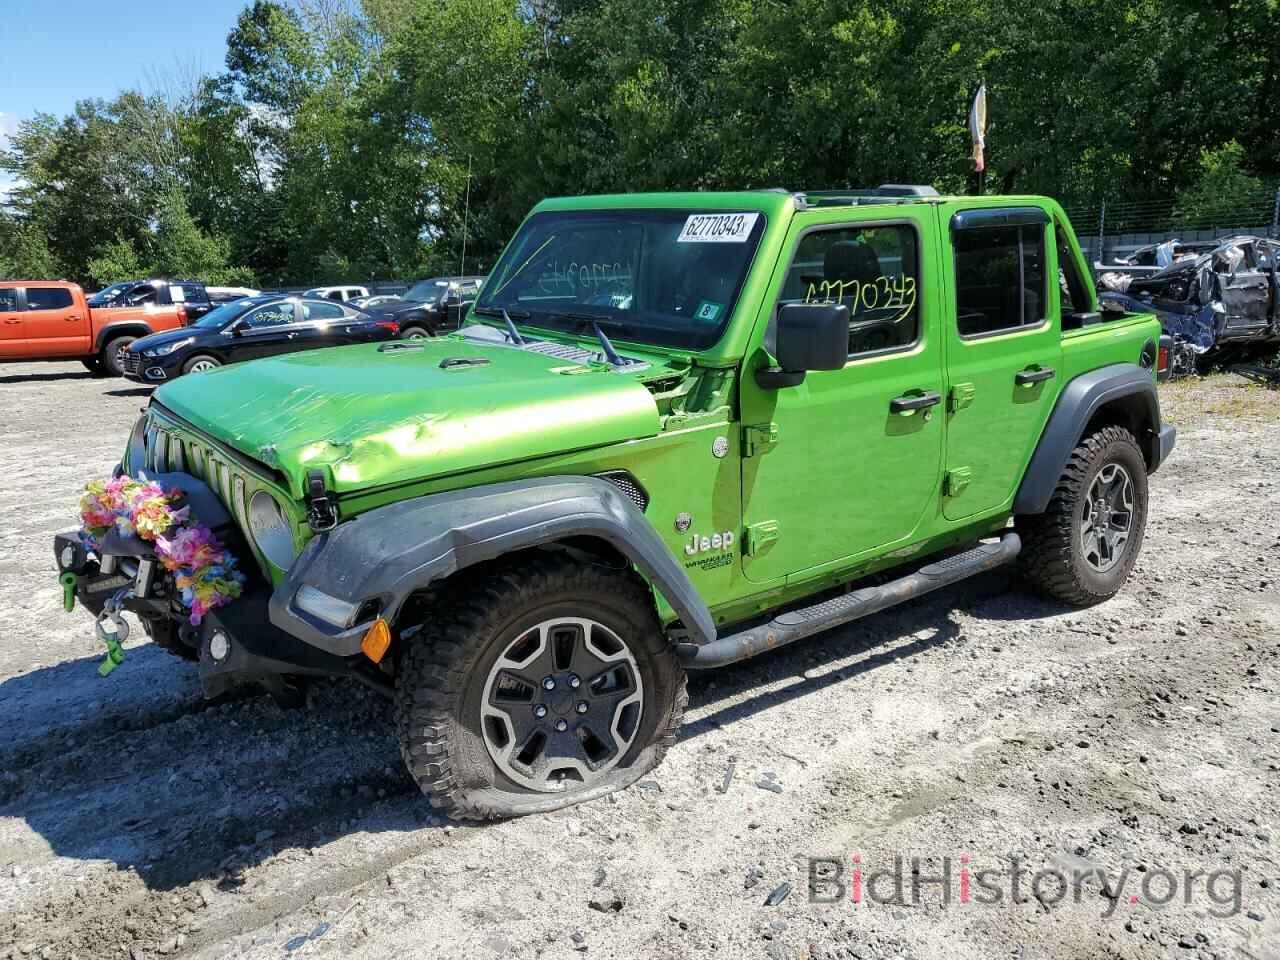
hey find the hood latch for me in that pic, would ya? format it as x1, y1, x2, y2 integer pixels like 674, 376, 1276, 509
305, 469, 339, 533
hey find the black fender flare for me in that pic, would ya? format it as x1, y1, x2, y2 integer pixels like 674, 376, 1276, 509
1013, 363, 1172, 515
94, 322, 156, 354
269, 476, 717, 656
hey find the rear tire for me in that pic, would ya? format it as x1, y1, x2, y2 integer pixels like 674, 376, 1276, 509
182, 354, 221, 375
101, 335, 136, 377
395, 555, 687, 819
1017, 426, 1149, 606
398, 325, 430, 340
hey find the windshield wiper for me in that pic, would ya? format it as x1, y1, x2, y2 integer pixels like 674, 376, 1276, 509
554, 313, 637, 367
473, 305, 532, 345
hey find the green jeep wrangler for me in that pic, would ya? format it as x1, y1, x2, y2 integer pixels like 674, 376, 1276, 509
56, 185, 1175, 818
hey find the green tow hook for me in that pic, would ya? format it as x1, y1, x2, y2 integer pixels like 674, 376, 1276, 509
95, 604, 130, 678
60, 571, 77, 612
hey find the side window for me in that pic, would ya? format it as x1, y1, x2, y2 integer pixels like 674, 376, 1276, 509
243, 302, 295, 329
124, 283, 157, 306
0, 288, 20, 311
326, 290, 344, 302
26, 287, 74, 311
954, 225, 1046, 337
180, 283, 207, 303
1054, 222, 1091, 315
778, 223, 920, 356
300, 300, 346, 322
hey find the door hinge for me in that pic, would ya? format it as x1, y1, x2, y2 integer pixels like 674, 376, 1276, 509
949, 382, 976, 412
742, 422, 779, 458
944, 467, 972, 497
743, 521, 779, 556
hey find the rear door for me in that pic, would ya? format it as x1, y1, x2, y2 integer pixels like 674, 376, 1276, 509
22, 286, 89, 357
0, 287, 24, 358
941, 206, 1061, 521
295, 299, 356, 351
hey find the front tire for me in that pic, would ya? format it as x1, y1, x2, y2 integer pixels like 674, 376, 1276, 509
1017, 425, 1149, 606
182, 354, 221, 375
395, 555, 687, 819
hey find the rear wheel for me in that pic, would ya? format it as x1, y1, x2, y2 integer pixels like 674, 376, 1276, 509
398, 325, 429, 340
182, 354, 221, 375
1017, 425, 1149, 605
101, 335, 136, 377
396, 555, 686, 819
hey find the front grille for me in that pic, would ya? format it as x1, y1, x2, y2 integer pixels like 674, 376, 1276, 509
122, 353, 141, 376
144, 423, 250, 535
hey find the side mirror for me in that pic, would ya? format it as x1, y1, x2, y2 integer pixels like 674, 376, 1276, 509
757, 302, 849, 388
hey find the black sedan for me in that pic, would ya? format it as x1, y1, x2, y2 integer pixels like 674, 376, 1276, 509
121, 295, 399, 384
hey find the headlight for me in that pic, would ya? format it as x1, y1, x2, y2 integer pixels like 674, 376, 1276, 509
142, 337, 193, 358
249, 491, 296, 569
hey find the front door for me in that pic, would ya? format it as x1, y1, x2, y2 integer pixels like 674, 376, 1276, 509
941, 207, 1062, 521
22, 285, 89, 357
740, 209, 945, 584
0, 287, 24, 358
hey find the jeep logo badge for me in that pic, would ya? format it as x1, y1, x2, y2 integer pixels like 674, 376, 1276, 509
674, 512, 692, 533
685, 531, 734, 556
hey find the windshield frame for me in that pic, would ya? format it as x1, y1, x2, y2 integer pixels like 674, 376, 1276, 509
472, 208, 768, 352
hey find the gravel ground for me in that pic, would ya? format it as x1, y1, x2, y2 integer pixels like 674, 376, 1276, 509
0, 361, 1277, 960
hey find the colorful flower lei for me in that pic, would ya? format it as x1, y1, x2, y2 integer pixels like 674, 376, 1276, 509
79, 475, 245, 625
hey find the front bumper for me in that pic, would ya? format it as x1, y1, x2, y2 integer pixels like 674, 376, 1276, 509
54, 528, 386, 698
121, 350, 180, 383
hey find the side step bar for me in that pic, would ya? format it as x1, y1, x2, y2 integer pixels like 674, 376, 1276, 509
676, 533, 1021, 669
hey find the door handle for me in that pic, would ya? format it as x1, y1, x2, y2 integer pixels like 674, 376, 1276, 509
1015, 366, 1056, 385
67, 315, 81, 321
889, 391, 942, 414
3, 318, 20, 325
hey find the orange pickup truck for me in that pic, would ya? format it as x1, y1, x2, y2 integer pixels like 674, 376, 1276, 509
0, 280, 188, 376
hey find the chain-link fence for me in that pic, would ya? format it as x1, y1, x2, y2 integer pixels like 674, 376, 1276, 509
1064, 189, 1280, 266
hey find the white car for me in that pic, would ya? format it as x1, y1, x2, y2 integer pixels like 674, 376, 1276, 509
302, 285, 370, 303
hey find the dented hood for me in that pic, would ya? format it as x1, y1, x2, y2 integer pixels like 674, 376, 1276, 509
153, 339, 661, 495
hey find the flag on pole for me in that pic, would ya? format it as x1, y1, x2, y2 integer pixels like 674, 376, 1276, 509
969, 83, 988, 173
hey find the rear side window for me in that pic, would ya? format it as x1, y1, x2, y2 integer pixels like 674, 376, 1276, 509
778, 223, 920, 356
26, 287, 74, 311
954, 225, 1046, 337
0, 288, 19, 311
179, 283, 208, 303
301, 300, 346, 321
1055, 222, 1091, 315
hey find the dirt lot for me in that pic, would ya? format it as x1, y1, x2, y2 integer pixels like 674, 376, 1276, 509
1, 362, 1277, 960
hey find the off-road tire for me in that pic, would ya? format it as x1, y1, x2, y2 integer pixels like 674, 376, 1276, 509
397, 325, 430, 340
395, 555, 687, 820
182, 354, 222, 375
143, 617, 198, 661
101, 335, 136, 377
1017, 425, 1149, 606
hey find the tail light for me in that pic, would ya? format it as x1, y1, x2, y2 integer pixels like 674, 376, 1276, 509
177, 306, 189, 326
1156, 335, 1172, 381
375, 320, 399, 334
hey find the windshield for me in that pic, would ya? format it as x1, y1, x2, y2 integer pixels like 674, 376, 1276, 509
194, 298, 262, 329
88, 281, 135, 305
472, 209, 765, 350
404, 278, 449, 303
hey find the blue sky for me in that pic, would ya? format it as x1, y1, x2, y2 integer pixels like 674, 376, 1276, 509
1, 0, 250, 193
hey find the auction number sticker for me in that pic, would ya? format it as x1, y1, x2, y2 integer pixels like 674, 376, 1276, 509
678, 212, 760, 243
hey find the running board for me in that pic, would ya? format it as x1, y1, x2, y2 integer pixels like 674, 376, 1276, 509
676, 533, 1021, 669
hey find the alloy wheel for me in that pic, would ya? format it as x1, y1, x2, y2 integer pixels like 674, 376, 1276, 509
479, 617, 644, 792
1080, 462, 1134, 573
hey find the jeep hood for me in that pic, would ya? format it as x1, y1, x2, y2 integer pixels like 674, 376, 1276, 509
152, 338, 661, 495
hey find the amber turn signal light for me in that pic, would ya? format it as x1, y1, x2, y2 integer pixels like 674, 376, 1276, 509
361, 617, 392, 664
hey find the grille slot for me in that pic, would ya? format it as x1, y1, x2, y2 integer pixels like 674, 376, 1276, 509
121, 353, 141, 376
